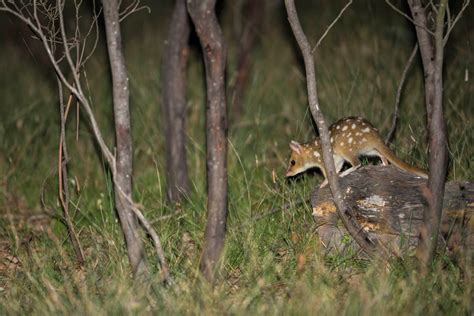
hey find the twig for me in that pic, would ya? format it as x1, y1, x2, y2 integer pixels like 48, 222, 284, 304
443, 0, 470, 45
118, 0, 150, 22
57, 78, 85, 266
385, 43, 418, 145
312, 0, 353, 53
385, 0, 436, 36
0, 1, 114, 166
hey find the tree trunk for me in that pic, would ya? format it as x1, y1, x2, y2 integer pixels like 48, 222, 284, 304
229, 0, 264, 122
102, 0, 147, 278
187, 0, 228, 283
407, 0, 435, 125
162, 0, 191, 203
408, 0, 449, 268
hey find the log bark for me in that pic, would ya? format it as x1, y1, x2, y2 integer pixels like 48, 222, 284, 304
187, 0, 228, 283
311, 165, 473, 265
162, 0, 191, 203
102, 0, 147, 278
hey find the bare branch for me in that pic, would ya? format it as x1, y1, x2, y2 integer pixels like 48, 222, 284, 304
80, 3, 102, 66
118, 0, 150, 22
312, 0, 352, 53
385, 0, 435, 36
443, 0, 470, 45
57, 0, 81, 89
385, 43, 418, 144
57, 77, 85, 266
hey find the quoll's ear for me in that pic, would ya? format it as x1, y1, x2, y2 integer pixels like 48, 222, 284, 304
289, 140, 303, 154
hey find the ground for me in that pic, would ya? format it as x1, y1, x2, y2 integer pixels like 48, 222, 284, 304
0, 0, 473, 314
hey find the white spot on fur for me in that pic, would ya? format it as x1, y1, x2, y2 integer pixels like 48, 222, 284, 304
348, 137, 353, 144
313, 151, 320, 158
336, 125, 340, 130
342, 126, 348, 131
340, 142, 344, 146
362, 127, 370, 133
351, 123, 356, 129
356, 132, 362, 136
362, 138, 367, 142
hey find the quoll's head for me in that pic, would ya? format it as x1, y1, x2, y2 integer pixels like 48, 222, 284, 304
286, 140, 323, 177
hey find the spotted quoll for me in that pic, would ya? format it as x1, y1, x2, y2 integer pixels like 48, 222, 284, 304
286, 116, 428, 185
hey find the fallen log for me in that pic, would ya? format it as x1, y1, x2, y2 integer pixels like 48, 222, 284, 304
311, 165, 473, 263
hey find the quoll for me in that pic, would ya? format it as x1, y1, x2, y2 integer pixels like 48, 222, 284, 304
286, 116, 428, 185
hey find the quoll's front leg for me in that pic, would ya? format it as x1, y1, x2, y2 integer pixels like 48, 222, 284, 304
319, 154, 346, 188
319, 179, 328, 188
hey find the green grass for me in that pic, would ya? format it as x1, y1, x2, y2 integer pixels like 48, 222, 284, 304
0, 1, 473, 314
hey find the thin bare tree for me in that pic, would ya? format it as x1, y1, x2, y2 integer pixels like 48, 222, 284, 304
229, 0, 264, 122
385, 44, 418, 145
187, 0, 229, 283
284, 0, 388, 259
0, 0, 170, 282
102, 0, 148, 278
407, 0, 447, 268
387, 0, 469, 267
162, 0, 191, 203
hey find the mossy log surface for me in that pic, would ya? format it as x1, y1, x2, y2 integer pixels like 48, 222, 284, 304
311, 165, 473, 262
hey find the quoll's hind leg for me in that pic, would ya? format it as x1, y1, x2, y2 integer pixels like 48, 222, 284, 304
380, 155, 389, 165
320, 169, 328, 188
338, 155, 361, 178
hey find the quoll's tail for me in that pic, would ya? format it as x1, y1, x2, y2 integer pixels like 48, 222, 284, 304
377, 141, 429, 178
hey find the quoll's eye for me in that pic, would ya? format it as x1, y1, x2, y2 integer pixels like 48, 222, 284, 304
291, 160, 296, 166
